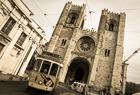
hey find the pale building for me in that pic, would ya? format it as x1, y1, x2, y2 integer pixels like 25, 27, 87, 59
46, 2, 127, 94
25, 39, 47, 72
0, 0, 47, 76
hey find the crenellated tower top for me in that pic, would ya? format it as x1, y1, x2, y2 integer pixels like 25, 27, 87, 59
83, 28, 96, 33
102, 8, 126, 16
82, 28, 98, 36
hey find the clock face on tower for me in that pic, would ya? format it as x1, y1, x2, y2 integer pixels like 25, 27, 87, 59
77, 37, 95, 52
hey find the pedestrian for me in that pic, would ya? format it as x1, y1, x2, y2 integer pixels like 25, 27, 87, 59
84, 85, 89, 95
101, 89, 106, 95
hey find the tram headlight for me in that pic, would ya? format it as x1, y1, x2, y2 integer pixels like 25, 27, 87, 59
38, 80, 42, 85
44, 78, 54, 87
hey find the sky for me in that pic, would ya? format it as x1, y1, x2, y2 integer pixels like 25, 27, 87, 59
22, 0, 140, 84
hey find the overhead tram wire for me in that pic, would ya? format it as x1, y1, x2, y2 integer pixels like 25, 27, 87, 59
124, 49, 140, 55
85, 0, 93, 29
32, 0, 54, 28
87, 7, 140, 14
31, 0, 140, 28
46, 14, 60, 15
128, 67, 140, 72
112, 8, 140, 11
125, 31, 140, 33
124, 44, 140, 47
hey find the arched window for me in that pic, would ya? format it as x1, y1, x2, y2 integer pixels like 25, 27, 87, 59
109, 24, 114, 31
70, 17, 75, 24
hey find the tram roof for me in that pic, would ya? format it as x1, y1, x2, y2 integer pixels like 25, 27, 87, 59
37, 51, 62, 63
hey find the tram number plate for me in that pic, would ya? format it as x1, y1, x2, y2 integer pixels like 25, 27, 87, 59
46, 80, 52, 86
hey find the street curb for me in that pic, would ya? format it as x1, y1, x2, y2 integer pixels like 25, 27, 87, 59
0, 74, 29, 82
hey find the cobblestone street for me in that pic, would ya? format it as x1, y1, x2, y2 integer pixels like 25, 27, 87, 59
0, 81, 82, 95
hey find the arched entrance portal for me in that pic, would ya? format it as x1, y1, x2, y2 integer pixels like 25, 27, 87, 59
74, 68, 84, 82
65, 57, 90, 84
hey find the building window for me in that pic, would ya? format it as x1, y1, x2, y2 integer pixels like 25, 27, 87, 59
1, 17, 16, 35
16, 32, 27, 46
0, 43, 4, 52
70, 17, 75, 24
108, 75, 110, 79
109, 24, 114, 31
105, 49, 110, 57
61, 39, 67, 46
96, 67, 98, 72
81, 20, 84, 29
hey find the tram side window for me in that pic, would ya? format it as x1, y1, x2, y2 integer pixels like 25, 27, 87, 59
40, 61, 51, 74
50, 64, 58, 76
34, 59, 42, 72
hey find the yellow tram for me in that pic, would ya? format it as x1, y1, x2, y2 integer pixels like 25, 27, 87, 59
27, 51, 63, 91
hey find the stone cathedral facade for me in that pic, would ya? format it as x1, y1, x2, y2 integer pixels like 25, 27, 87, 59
46, 2, 126, 94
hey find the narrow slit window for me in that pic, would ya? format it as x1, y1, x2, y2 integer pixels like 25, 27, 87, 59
108, 50, 110, 56
70, 17, 75, 24
61, 39, 67, 46
109, 24, 114, 31
105, 49, 110, 57
105, 49, 107, 56
96, 67, 98, 72
108, 75, 110, 79
81, 20, 84, 29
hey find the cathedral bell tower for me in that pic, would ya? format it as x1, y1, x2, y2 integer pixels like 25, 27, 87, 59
47, 2, 86, 82
91, 9, 126, 94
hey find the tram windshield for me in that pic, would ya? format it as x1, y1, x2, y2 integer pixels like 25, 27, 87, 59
50, 64, 58, 76
34, 59, 60, 77
40, 61, 51, 74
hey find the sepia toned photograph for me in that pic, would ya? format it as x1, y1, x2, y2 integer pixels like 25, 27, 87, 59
0, 0, 140, 95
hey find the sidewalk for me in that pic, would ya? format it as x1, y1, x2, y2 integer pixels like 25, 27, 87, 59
0, 71, 29, 82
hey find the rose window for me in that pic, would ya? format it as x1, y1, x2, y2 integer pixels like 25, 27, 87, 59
80, 41, 91, 51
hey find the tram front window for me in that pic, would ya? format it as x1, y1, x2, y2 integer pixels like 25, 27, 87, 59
40, 61, 51, 74
50, 64, 58, 77
34, 59, 42, 72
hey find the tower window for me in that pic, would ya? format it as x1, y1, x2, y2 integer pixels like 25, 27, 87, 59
81, 20, 84, 29
96, 67, 98, 72
108, 75, 110, 79
105, 49, 110, 57
1, 17, 16, 35
61, 39, 67, 46
70, 17, 75, 24
109, 24, 114, 31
